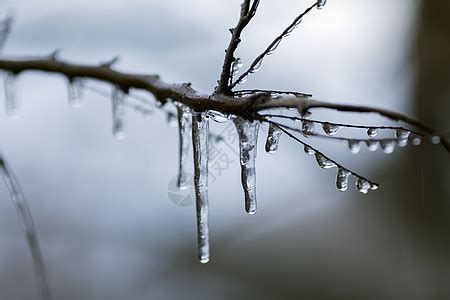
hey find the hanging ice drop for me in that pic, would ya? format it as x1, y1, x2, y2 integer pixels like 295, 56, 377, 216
304, 145, 315, 155
317, 0, 327, 9
395, 128, 410, 140
347, 140, 361, 154
175, 103, 192, 189
265, 124, 282, 154
67, 77, 84, 108
380, 140, 395, 154
233, 116, 260, 215
111, 87, 126, 140
322, 123, 341, 136
4, 72, 18, 116
315, 153, 336, 169
192, 112, 210, 263
302, 120, 315, 137
336, 168, 350, 192
356, 178, 371, 194
365, 140, 379, 152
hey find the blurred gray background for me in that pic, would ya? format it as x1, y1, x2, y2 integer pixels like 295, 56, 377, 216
0, 0, 449, 299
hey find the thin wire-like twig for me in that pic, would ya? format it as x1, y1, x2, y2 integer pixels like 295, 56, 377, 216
260, 119, 379, 187
0, 155, 52, 300
230, 2, 318, 89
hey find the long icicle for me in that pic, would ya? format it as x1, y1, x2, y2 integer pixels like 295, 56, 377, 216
175, 103, 192, 189
191, 112, 210, 263
233, 116, 260, 215
0, 155, 52, 300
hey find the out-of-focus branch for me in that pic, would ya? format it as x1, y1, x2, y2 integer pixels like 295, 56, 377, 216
0, 155, 52, 300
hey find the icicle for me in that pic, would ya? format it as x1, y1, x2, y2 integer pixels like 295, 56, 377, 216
314, 152, 336, 169
304, 145, 315, 155
396, 138, 408, 148
367, 128, 378, 138
302, 120, 315, 137
347, 140, 361, 154
265, 124, 282, 154
175, 103, 192, 189
380, 140, 395, 154
356, 178, 371, 194
166, 111, 178, 127
336, 168, 350, 192
233, 116, 260, 215
4, 72, 18, 116
231, 58, 243, 79
317, 0, 327, 9
365, 140, 379, 152
395, 128, 410, 140
111, 87, 126, 140
192, 112, 210, 263
322, 123, 341, 136
67, 77, 84, 108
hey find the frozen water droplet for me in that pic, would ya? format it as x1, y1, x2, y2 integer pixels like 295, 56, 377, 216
314, 153, 336, 169
265, 124, 282, 154
412, 137, 422, 146
233, 117, 260, 215
347, 140, 361, 154
396, 138, 408, 148
356, 178, 371, 194
395, 128, 410, 140
67, 78, 84, 108
302, 120, 315, 137
367, 128, 378, 138
322, 123, 341, 136
175, 103, 192, 189
192, 112, 210, 263
4, 72, 18, 116
111, 87, 126, 140
370, 183, 379, 191
380, 140, 395, 154
231, 58, 243, 79
365, 140, 379, 152
207, 110, 230, 123
317, 0, 327, 9
304, 145, 315, 155
166, 111, 178, 127
431, 135, 441, 144
336, 168, 350, 192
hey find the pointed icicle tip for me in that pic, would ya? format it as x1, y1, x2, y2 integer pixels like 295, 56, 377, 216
234, 116, 260, 215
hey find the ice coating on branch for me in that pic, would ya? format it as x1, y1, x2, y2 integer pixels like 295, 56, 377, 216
365, 140, 379, 152
367, 128, 378, 138
380, 140, 395, 154
347, 140, 361, 154
4, 72, 18, 116
192, 112, 210, 263
314, 153, 336, 169
336, 168, 350, 192
317, 0, 327, 9
175, 103, 192, 189
265, 124, 282, 154
67, 78, 84, 108
233, 116, 260, 215
322, 123, 341, 136
111, 87, 126, 140
395, 129, 410, 140
207, 110, 229, 123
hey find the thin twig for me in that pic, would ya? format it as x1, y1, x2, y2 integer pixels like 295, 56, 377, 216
216, 0, 260, 94
230, 2, 318, 89
0, 155, 52, 300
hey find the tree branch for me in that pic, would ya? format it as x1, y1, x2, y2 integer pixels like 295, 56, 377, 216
216, 0, 260, 94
